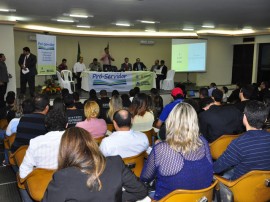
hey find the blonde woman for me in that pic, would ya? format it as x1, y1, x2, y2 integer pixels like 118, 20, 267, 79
140, 103, 213, 200
106, 95, 123, 124
42, 127, 147, 202
76, 101, 107, 138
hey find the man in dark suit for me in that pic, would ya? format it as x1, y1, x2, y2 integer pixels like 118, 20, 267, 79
120, 57, 132, 71
199, 89, 244, 143
133, 58, 147, 71
18, 47, 37, 97
155, 60, 168, 89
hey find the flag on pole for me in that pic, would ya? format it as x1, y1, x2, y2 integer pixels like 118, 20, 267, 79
77, 42, 81, 62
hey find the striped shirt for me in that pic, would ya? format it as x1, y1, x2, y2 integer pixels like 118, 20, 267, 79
213, 130, 270, 180
11, 113, 47, 152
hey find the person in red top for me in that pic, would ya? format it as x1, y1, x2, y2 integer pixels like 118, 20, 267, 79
57, 58, 68, 72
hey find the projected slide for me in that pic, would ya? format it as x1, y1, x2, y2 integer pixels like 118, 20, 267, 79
171, 39, 207, 72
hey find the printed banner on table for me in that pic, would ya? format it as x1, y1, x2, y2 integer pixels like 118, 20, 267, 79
84, 71, 154, 92
36, 34, 56, 75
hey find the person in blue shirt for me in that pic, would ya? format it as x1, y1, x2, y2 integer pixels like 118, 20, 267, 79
155, 87, 184, 129
214, 100, 270, 180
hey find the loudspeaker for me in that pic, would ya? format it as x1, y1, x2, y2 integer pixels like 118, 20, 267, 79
243, 37, 255, 43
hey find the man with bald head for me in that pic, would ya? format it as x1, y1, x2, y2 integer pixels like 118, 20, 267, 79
99, 109, 149, 158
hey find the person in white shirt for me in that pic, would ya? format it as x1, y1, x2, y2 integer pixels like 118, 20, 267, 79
100, 109, 149, 158
19, 109, 67, 179
73, 57, 86, 90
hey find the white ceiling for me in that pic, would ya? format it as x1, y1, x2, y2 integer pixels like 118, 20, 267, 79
0, 0, 270, 36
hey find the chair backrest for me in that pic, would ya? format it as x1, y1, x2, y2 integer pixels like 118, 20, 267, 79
122, 151, 146, 177
56, 71, 64, 86
107, 124, 114, 132
159, 180, 218, 202
9, 145, 29, 167
4, 133, 16, 150
61, 70, 73, 81
21, 168, 55, 201
166, 70, 175, 80
94, 136, 105, 145
0, 118, 8, 130
215, 170, 270, 202
143, 128, 154, 146
210, 134, 241, 160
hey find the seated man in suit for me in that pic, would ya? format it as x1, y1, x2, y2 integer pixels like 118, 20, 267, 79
155, 60, 168, 89
120, 57, 132, 71
150, 59, 159, 72
89, 58, 102, 71
133, 58, 147, 71
199, 89, 244, 143
99, 109, 149, 158
214, 100, 270, 180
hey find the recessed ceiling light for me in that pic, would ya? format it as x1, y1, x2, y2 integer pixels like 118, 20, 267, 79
139, 20, 158, 24
202, 25, 215, 28
0, 8, 16, 12
182, 28, 194, 31
76, 25, 91, 28
69, 14, 89, 18
57, 19, 74, 23
115, 23, 130, 27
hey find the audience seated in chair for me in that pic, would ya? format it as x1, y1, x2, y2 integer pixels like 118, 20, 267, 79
155, 87, 184, 129
64, 94, 84, 128
199, 89, 244, 143
99, 109, 149, 158
42, 127, 147, 202
129, 93, 154, 132
140, 103, 213, 201
105, 95, 122, 124
11, 94, 49, 153
214, 100, 270, 180
76, 101, 107, 139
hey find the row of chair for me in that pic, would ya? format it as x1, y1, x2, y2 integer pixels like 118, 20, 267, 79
4, 123, 270, 201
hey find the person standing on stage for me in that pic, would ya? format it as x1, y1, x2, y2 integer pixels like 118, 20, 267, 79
18, 47, 37, 97
0, 53, 9, 106
73, 56, 86, 91
100, 47, 115, 71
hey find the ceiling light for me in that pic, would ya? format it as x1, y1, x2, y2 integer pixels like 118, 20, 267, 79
57, 19, 74, 23
202, 25, 215, 28
140, 20, 156, 24
0, 8, 16, 12
69, 14, 88, 18
197, 29, 255, 35
242, 27, 253, 31
23, 25, 198, 37
145, 29, 156, 32
76, 25, 91, 28
182, 28, 194, 31
115, 23, 130, 27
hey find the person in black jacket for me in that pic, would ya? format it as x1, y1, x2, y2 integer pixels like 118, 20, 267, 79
133, 58, 147, 71
18, 47, 37, 97
42, 127, 147, 202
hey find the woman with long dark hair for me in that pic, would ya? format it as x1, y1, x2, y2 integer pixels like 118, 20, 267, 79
42, 127, 147, 202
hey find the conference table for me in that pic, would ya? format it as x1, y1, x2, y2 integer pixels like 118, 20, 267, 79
81, 71, 156, 92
